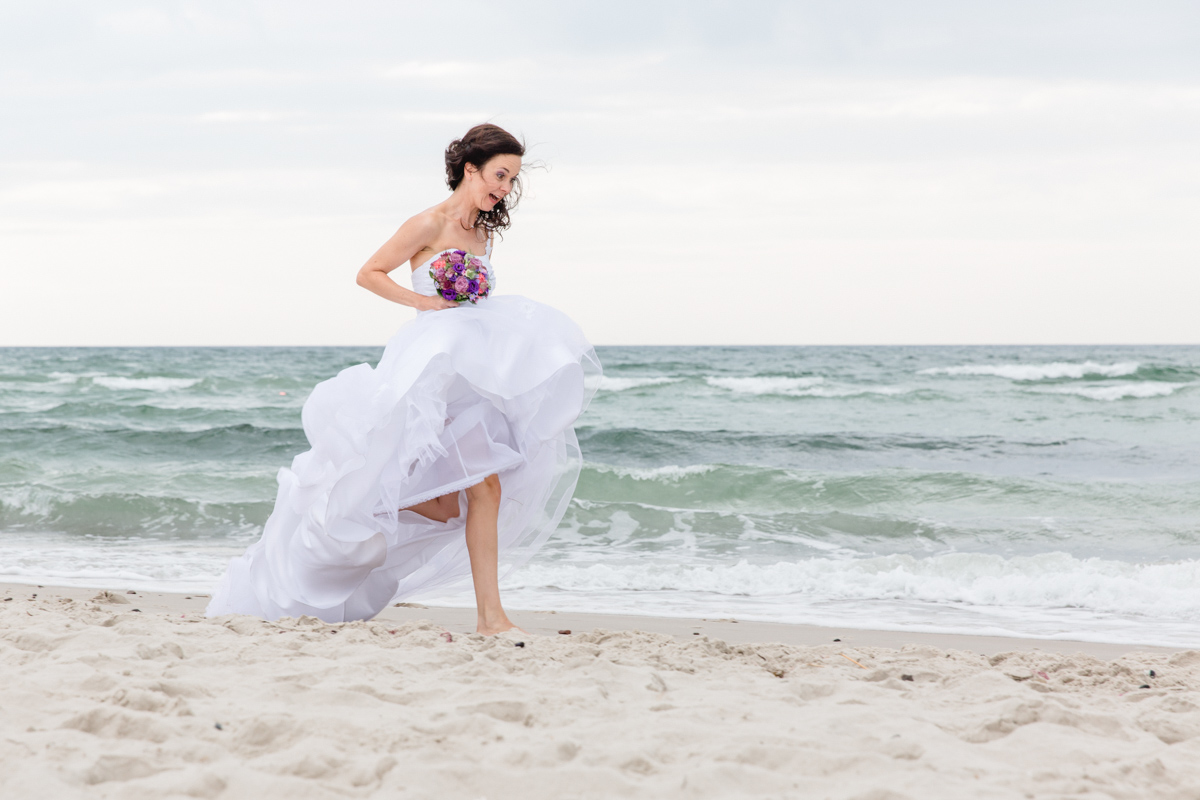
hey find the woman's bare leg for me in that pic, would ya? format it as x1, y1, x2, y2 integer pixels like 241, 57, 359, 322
464, 474, 517, 634
403, 492, 460, 523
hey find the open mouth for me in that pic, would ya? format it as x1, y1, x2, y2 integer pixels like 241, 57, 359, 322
488, 193, 501, 205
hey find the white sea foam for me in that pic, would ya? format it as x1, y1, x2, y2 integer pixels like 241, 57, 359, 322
513, 552, 1200, 623
93, 376, 201, 391
796, 385, 913, 398
5, 534, 1200, 645
0, 533, 243, 594
596, 376, 682, 392
0, 485, 69, 518
706, 376, 909, 398
1036, 382, 1187, 401
588, 464, 721, 482
920, 361, 1140, 381
706, 376, 824, 395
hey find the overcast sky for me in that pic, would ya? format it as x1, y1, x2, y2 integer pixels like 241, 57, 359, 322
2, 1, 1199, 346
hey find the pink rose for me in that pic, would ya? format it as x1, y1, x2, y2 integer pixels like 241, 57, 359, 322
434, 267, 445, 279
454, 276, 469, 293
432, 258, 446, 269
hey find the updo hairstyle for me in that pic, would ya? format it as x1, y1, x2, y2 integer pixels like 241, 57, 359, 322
444, 123, 526, 236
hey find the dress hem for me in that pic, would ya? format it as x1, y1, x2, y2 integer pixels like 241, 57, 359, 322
391, 456, 523, 513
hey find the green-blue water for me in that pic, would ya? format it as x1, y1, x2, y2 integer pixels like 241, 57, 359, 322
2, 345, 1199, 645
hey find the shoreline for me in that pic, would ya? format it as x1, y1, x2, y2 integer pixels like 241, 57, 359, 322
5, 582, 1182, 660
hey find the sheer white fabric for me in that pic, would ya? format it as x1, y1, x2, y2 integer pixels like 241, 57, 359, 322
206, 248, 601, 622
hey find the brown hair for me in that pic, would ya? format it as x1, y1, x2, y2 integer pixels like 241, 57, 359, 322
444, 123, 525, 237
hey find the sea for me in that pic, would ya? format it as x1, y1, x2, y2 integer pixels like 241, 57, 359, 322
2, 345, 1198, 647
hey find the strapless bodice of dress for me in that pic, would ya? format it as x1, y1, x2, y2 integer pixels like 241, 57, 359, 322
410, 249, 495, 301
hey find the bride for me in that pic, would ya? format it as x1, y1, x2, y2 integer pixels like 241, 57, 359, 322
207, 124, 601, 634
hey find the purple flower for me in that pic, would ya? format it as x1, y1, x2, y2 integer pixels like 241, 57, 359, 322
467, 278, 479, 294
441, 289, 457, 300
454, 276, 469, 293
448, 251, 465, 264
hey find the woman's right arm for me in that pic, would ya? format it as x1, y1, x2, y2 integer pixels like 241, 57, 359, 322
355, 214, 457, 311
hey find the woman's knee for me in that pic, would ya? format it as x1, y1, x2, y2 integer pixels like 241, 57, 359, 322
439, 492, 461, 520
403, 492, 460, 523
466, 474, 501, 504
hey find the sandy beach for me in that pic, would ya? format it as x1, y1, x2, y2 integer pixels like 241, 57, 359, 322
0, 583, 1197, 799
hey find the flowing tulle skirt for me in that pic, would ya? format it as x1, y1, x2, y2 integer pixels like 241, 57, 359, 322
206, 294, 600, 622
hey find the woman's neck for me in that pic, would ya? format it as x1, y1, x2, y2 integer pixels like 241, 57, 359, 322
443, 187, 481, 232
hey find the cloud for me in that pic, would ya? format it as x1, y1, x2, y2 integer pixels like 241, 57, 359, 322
196, 110, 284, 123
1, 1, 1198, 345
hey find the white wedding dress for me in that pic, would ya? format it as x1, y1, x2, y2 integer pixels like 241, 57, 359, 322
207, 240, 600, 622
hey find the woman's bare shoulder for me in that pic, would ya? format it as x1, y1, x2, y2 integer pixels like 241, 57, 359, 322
399, 206, 446, 239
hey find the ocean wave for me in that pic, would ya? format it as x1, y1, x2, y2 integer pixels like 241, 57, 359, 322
705, 376, 910, 398
93, 376, 201, 391
0, 534, 239, 593
0, 422, 307, 460
0, 485, 271, 537
575, 461, 1200, 520
919, 361, 1139, 381
574, 428, 1091, 473
513, 552, 1200, 620
585, 463, 721, 482
594, 376, 682, 392
706, 376, 824, 394
796, 385, 912, 398
578, 462, 823, 510
1035, 382, 1189, 401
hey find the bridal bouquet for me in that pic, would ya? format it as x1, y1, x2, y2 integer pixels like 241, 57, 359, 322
430, 250, 490, 303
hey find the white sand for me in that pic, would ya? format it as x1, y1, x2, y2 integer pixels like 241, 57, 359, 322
2, 584, 1199, 799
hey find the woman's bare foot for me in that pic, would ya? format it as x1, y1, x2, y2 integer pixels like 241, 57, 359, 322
476, 613, 527, 636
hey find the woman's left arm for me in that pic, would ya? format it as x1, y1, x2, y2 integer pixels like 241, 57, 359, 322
356, 213, 456, 311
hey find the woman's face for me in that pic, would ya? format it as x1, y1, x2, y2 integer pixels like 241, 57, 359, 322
465, 154, 521, 210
